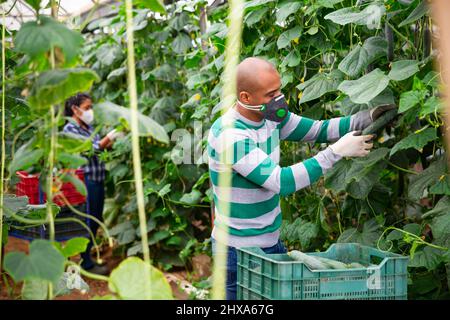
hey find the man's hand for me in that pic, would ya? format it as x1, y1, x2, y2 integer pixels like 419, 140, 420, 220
106, 129, 125, 142
369, 104, 397, 121
329, 131, 374, 158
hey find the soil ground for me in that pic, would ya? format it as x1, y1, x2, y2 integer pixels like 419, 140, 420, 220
0, 237, 207, 300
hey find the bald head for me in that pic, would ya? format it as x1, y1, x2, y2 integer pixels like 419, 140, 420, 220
237, 57, 278, 94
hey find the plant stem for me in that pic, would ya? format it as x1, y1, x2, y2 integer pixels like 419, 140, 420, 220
386, 160, 418, 175
124, 0, 152, 299
46, 0, 58, 300
66, 261, 109, 282
387, 21, 414, 48
0, 10, 6, 269
211, 0, 244, 300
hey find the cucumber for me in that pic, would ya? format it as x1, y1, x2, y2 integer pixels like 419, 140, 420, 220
362, 109, 398, 135
314, 256, 349, 269
385, 23, 394, 62
423, 26, 431, 58
347, 262, 366, 269
288, 250, 329, 270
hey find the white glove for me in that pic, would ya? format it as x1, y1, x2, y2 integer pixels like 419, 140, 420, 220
329, 131, 374, 158
106, 129, 125, 141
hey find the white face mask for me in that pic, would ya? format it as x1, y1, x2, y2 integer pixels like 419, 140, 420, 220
237, 100, 263, 111
76, 107, 94, 125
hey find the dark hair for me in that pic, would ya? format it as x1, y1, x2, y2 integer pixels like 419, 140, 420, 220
64, 93, 92, 117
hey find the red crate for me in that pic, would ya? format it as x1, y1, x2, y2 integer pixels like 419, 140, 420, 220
16, 170, 86, 206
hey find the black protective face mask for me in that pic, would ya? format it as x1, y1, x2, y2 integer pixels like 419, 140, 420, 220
237, 94, 289, 122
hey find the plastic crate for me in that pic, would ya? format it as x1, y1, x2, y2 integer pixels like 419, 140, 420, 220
237, 243, 408, 300
16, 170, 86, 206
8, 203, 90, 242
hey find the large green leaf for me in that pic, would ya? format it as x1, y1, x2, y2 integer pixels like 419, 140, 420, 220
297, 69, 344, 103
149, 64, 177, 82
109, 221, 136, 246
338, 88, 394, 115
1, 195, 29, 218
136, 0, 165, 13
408, 246, 443, 270
245, 7, 269, 26
25, 0, 41, 11
172, 33, 192, 54
53, 237, 90, 258
21, 279, 49, 300
281, 50, 301, 68
60, 171, 87, 197
398, 90, 428, 113
276, 1, 302, 24
398, 1, 429, 27
179, 189, 202, 205
14, 16, 83, 63
338, 37, 388, 78
95, 43, 123, 67
58, 131, 93, 153
363, 36, 388, 61
338, 68, 390, 104
186, 72, 215, 90
324, 158, 352, 192
337, 219, 382, 246
390, 127, 436, 156
277, 26, 302, 49
169, 12, 190, 31
346, 161, 386, 199
345, 148, 389, 183
430, 209, 450, 249
108, 257, 173, 299
94, 101, 169, 143
28, 68, 100, 111
388, 60, 420, 81
408, 157, 448, 201
3, 240, 65, 284
245, 0, 276, 11
325, 149, 388, 199
338, 45, 369, 78
429, 174, 450, 196
324, 4, 385, 27
297, 220, 319, 249
420, 96, 444, 118
9, 139, 43, 173
56, 152, 88, 169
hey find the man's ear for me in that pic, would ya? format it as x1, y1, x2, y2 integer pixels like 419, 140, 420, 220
239, 91, 250, 103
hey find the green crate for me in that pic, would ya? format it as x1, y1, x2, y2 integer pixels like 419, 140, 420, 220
237, 243, 408, 300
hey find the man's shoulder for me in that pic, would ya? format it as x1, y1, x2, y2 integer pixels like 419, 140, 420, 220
209, 115, 251, 139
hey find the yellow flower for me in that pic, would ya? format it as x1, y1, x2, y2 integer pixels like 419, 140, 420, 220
300, 77, 305, 83
298, 92, 303, 100
193, 93, 201, 101
293, 37, 299, 44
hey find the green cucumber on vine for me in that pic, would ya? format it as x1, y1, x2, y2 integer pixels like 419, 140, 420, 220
385, 23, 394, 62
362, 109, 398, 135
423, 21, 431, 58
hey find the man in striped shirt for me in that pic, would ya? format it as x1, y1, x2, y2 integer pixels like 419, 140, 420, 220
208, 57, 395, 299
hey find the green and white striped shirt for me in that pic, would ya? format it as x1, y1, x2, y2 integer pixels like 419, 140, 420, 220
208, 107, 372, 248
